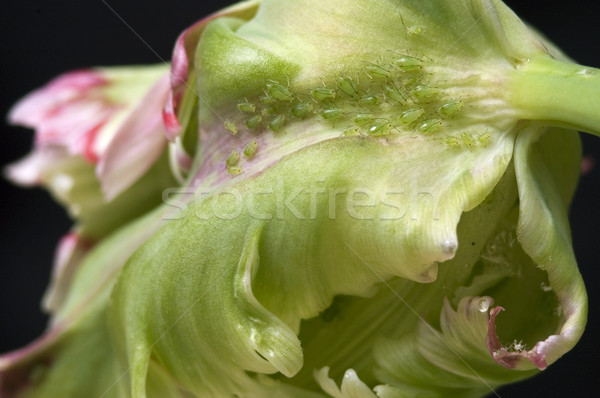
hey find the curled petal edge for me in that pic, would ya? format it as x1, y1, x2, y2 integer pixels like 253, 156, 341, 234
163, 0, 260, 140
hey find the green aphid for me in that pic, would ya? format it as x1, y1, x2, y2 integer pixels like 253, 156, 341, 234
226, 150, 240, 167
368, 121, 394, 137
352, 113, 374, 126
403, 76, 421, 87
237, 102, 256, 113
262, 104, 278, 116
401, 16, 425, 37
398, 108, 424, 125
419, 119, 442, 132
406, 25, 424, 37
343, 127, 361, 136
359, 95, 379, 106
291, 103, 313, 118
478, 132, 492, 146
365, 63, 391, 78
445, 135, 461, 147
439, 101, 463, 116
266, 82, 293, 101
227, 166, 242, 175
320, 108, 341, 120
393, 55, 422, 71
311, 87, 336, 101
269, 114, 285, 132
224, 120, 238, 135
246, 115, 262, 129
460, 131, 476, 147
259, 95, 276, 104
385, 83, 405, 103
337, 76, 359, 97
412, 85, 438, 99
243, 140, 258, 158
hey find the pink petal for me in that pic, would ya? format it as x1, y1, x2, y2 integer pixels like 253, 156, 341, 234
164, 1, 260, 140
0, 326, 63, 398
97, 74, 170, 200
8, 69, 118, 165
8, 70, 107, 128
486, 306, 548, 370
4, 147, 67, 186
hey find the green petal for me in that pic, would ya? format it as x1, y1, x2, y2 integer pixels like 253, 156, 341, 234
109, 108, 515, 395
510, 125, 587, 368
0, 205, 170, 397
315, 367, 377, 398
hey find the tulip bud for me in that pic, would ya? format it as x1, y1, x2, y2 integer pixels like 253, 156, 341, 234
6, 65, 177, 238
2, 1, 598, 397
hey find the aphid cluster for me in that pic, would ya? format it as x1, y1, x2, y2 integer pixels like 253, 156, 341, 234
442, 131, 491, 149
221, 45, 475, 173
224, 140, 259, 175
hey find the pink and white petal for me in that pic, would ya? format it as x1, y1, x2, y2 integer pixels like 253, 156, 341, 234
97, 74, 171, 200
164, 0, 260, 140
8, 70, 107, 128
4, 147, 67, 186
486, 306, 548, 370
8, 69, 122, 165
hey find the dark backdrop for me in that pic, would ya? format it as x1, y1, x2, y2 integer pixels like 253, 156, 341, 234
0, 1, 598, 397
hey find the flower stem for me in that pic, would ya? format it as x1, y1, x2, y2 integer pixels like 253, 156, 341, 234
509, 56, 600, 136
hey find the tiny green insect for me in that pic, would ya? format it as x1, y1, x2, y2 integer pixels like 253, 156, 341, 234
439, 101, 463, 116
262, 104, 278, 116
291, 103, 313, 118
336, 76, 359, 98
343, 127, 361, 136
478, 132, 492, 146
401, 16, 425, 37
368, 121, 394, 137
365, 63, 390, 78
243, 140, 258, 158
237, 102, 256, 113
398, 108, 424, 125
419, 119, 442, 132
259, 95, 276, 104
228, 166, 242, 175
224, 121, 238, 135
460, 131, 475, 147
269, 114, 285, 132
412, 85, 438, 100
226, 150, 240, 167
444, 135, 461, 147
359, 95, 379, 106
311, 87, 336, 101
403, 75, 421, 88
352, 113, 375, 126
246, 115, 262, 129
393, 55, 422, 71
320, 108, 342, 120
266, 82, 293, 101
385, 82, 406, 103
406, 25, 424, 36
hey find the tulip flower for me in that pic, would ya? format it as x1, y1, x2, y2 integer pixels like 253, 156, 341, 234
1, 0, 599, 397
5, 65, 177, 239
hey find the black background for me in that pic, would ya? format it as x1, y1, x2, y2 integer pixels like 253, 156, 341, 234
0, 1, 599, 397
